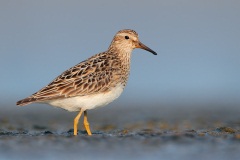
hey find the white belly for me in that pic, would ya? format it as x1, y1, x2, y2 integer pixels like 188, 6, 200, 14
46, 84, 124, 112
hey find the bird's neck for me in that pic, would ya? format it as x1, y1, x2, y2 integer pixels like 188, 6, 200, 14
108, 46, 132, 87
108, 46, 132, 66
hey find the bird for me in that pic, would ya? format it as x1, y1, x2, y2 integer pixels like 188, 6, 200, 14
16, 29, 157, 136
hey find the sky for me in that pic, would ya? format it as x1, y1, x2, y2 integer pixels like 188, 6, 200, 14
1, 0, 240, 108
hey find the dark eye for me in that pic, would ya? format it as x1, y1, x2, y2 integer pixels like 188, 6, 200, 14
125, 36, 129, 39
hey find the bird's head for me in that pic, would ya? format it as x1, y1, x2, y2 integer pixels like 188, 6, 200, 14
109, 29, 157, 55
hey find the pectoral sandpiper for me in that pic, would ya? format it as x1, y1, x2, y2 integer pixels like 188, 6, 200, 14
16, 29, 157, 136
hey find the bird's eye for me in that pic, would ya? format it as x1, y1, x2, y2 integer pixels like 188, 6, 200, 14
125, 36, 129, 40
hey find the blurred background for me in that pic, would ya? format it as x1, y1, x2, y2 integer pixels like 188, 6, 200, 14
0, 0, 239, 111
1, 1, 240, 159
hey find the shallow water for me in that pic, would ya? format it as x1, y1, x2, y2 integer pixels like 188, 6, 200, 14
0, 105, 240, 160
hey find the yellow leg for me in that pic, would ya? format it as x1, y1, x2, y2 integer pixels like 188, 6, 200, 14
74, 109, 84, 136
84, 111, 92, 136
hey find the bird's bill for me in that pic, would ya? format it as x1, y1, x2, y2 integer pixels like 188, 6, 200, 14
136, 42, 157, 55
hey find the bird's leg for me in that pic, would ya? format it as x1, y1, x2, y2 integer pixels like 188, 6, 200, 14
84, 111, 92, 136
74, 109, 84, 136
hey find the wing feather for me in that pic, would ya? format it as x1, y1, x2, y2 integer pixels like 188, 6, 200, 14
17, 52, 122, 105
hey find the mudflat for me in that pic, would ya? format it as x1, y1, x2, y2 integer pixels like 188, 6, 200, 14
0, 104, 239, 160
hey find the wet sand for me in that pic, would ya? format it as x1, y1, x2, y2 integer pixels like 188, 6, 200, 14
0, 104, 239, 160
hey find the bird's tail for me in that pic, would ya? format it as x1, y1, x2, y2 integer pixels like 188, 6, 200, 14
16, 97, 36, 106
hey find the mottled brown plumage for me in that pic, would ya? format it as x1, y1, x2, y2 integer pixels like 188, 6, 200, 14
16, 29, 157, 135
17, 52, 123, 105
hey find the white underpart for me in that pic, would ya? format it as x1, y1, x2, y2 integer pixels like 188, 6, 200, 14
46, 84, 124, 112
